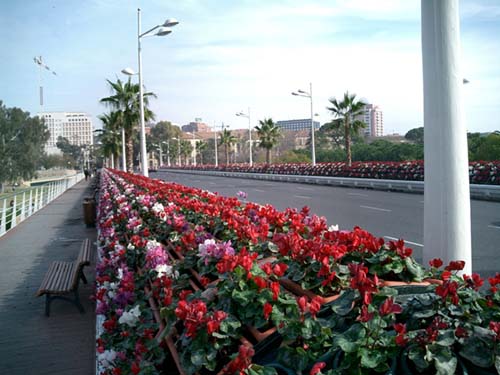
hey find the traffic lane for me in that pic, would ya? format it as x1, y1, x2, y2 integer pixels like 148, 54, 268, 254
157, 172, 424, 246
155, 172, 500, 277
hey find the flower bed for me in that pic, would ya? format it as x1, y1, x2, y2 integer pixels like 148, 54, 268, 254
96, 169, 500, 375
167, 160, 500, 185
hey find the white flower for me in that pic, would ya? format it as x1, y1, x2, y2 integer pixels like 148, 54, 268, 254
118, 305, 141, 327
146, 239, 161, 251
98, 349, 117, 369
328, 224, 339, 232
117, 268, 124, 280
155, 264, 177, 278
127, 243, 135, 250
152, 202, 164, 214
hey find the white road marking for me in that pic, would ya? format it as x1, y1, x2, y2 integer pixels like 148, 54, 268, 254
294, 195, 312, 199
348, 193, 368, 197
209, 182, 217, 185
488, 225, 500, 230
360, 205, 391, 212
297, 186, 314, 191
384, 236, 423, 247
253, 189, 266, 192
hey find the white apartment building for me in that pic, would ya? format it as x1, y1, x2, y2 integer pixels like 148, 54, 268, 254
39, 112, 93, 155
358, 104, 384, 137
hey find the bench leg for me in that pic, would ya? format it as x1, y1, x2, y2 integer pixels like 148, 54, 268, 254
45, 294, 51, 317
80, 270, 88, 284
74, 289, 85, 314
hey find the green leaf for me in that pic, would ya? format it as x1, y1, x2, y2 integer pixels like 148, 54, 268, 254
246, 365, 278, 375
191, 349, 206, 366
404, 257, 426, 281
432, 346, 457, 375
459, 335, 494, 368
408, 346, 430, 372
435, 329, 455, 346
360, 348, 387, 369
330, 289, 356, 316
495, 355, 500, 374
382, 261, 404, 274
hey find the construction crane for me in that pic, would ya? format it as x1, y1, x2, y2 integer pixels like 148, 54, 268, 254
33, 56, 57, 112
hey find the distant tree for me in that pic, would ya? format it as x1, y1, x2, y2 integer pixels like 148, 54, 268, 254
472, 132, 500, 161
405, 127, 424, 144
279, 150, 311, 163
219, 129, 237, 165
255, 118, 281, 164
100, 78, 156, 171
0, 102, 49, 191
56, 136, 82, 161
196, 140, 208, 165
98, 111, 123, 168
180, 140, 193, 165
326, 92, 366, 166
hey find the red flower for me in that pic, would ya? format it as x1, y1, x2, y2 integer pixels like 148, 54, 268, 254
436, 281, 460, 305
310, 362, 326, 375
429, 258, 443, 268
273, 263, 288, 277
455, 326, 469, 338
253, 276, 267, 291
489, 321, 500, 341
207, 320, 221, 334
112, 368, 122, 375
261, 263, 273, 275
263, 302, 273, 320
297, 296, 308, 313
309, 296, 323, 318
357, 305, 374, 322
441, 271, 452, 281
394, 323, 408, 346
131, 362, 140, 375
445, 260, 465, 271
270, 281, 280, 301
379, 297, 403, 316
463, 273, 484, 290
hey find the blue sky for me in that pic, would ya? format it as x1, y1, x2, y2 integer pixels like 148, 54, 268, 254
1, 0, 500, 135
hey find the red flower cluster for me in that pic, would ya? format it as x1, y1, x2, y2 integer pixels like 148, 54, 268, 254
175, 299, 227, 338
348, 263, 379, 305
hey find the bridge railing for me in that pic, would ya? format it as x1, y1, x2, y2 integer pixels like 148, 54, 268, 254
0, 173, 84, 238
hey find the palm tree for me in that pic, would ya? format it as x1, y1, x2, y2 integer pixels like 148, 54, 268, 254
100, 78, 156, 172
98, 111, 123, 168
255, 118, 281, 164
180, 140, 193, 165
326, 91, 366, 166
196, 140, 208, 165
219, 128, 237, 165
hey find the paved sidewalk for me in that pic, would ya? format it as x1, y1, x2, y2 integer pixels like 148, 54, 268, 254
0, 179, 96, 375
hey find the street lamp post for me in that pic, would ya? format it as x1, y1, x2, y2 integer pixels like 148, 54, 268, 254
292, 83, 316, 166
172, 137, 181, 165
121, 127, 127, 172
123, 9, 179, 177
236, 107, 253, 166
214, 125, 219, 167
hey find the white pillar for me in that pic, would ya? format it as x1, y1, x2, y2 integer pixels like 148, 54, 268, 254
421, 0, 472, 274
122, 127, 127, 171
28, 189, 33, 216
20, 192, 26, 221
11, 195, 17, 229
1, 199, 6, 235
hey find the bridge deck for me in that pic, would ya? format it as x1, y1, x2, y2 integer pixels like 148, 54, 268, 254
0, 180, 96, 375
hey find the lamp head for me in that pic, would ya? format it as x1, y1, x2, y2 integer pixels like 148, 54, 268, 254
121, 67, 137, 76
156, 27, 172, 36
162, 18, 179, 27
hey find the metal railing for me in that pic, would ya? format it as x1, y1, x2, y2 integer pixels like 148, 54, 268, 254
0, 173, 84, 238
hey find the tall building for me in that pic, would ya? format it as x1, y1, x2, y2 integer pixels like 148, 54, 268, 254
276, 119, 320, 132
182, 119, 211, 133
358, 104, 384, 137
39, 112, 93, 155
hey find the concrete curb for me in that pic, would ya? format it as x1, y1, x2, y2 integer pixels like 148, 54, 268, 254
158, 169, 500, 202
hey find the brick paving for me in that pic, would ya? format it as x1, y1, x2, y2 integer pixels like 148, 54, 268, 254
0, 179, 96, 375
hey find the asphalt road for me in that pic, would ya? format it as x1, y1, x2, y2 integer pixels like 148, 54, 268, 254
155, 171, 500, 279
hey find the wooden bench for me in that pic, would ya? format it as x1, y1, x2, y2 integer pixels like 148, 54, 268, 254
36, 239, 93, 316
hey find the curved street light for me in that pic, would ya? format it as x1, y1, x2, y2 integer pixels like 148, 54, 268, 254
122, 9, 179, 177
292, 82, 316, 166
236, 108, 253, 166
